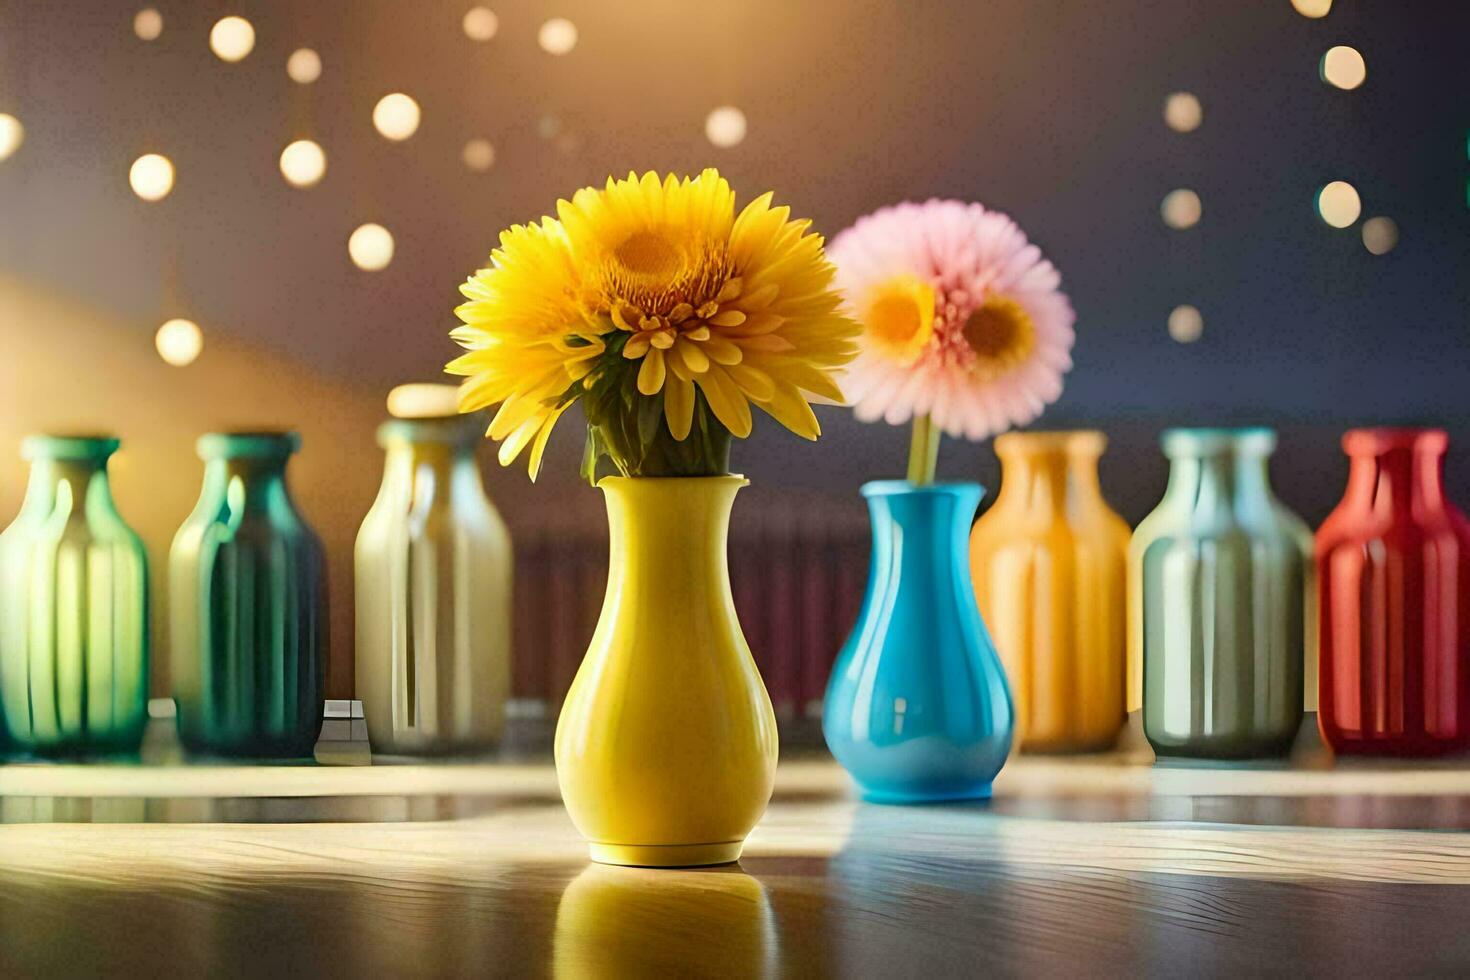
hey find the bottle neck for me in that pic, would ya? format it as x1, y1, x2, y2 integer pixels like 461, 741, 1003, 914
996, 448, 1102, 516
203, 457, 293, 513
1345, 446, 1447, 520
1164, 450, 1273, 511
380, 440, 484, 503
21, 457, 117, 517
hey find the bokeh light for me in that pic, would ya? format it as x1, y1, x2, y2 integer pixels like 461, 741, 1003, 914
1317, 181, 1361, 228
1321, 46, 1366, 90
1163, 92, 1202, 133
388, 384, 462, 419
133, 8, 163, 41
539, 18, 578, 55
1168, 305, 1203, 344
209, 16, 255, 63
279, 140, 327, 188
463, 7, 499, 41
287, 48, 322, 84
1290, 0, 1332, 18
373, 93, 421, 141
349, 223, 395, 271
1361, 216, 1398, 255
155, 319, 203, 367
129, 153, 175, 201
705, 106, 748, 148
0, 114, 23, 161
1161, 189, 1202, 229
462, 138, 495, 172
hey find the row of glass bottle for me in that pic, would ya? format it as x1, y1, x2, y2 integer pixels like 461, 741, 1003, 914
0, 414, 511, 759
969, 426, 1470, 760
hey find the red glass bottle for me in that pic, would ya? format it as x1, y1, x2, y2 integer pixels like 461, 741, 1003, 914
1317, 428, 1470, 756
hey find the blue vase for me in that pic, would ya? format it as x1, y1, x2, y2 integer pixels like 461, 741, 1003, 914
823, 481, 1014, 802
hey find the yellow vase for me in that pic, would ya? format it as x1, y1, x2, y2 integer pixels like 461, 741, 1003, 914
555, 475, 778, 867
968, 431, 1130, 752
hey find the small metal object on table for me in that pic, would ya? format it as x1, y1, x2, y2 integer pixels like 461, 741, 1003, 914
313, 700, 372, 766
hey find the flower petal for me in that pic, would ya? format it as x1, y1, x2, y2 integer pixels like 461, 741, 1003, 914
664, 375, 695, 440
637, 347, 666, 395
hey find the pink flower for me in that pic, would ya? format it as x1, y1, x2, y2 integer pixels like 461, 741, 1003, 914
828, 199, 1075, 441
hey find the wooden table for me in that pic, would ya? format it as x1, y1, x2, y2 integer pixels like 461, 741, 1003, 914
4, 748, 1470, 977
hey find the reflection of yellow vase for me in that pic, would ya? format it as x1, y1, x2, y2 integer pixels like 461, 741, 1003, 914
968, 432, 1130, 752
555, 476, 778, 867
553, 865, 776, 977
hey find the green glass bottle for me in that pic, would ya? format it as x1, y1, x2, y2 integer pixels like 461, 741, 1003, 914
355, 411, 513, 755
1128, 428, 1312, 760
171, 432, 327, 758
0, 435, 149, 756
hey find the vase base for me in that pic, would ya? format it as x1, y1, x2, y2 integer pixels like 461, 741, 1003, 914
860, 784, 993, 805
587, 840, 744, 868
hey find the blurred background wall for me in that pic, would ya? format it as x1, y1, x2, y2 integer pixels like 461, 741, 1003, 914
0, 0, 1467, 712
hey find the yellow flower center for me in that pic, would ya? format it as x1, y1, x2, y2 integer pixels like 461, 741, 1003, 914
613, 229, 687, 281
602, 226, 732, 316
963, 296, 1036, 380
863, 275, 935, 364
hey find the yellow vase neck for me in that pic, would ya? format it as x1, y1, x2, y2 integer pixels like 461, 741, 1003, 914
599, 476, 746, 598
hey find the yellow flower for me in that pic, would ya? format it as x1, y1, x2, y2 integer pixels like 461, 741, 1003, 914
447, 217, 605, 479
447, 169, 858, 480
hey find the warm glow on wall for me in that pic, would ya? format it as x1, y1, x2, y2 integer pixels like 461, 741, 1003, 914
1321, 46, 1365, 90
387, 384, 462, 419
209, 16, 256, 63
1290, 0, 1332, 18
1161, 189, 1201, 229
1361, 216, 1398, 255
279, 140, 327, 188
349, 223, 395, 271
462, 138, 495, 172
133, 8, 163, 42
539, 18, 578, 55
287, 48, 322, 84
705, 106, 747, 148
129, 153, 175, 201
155, 319, 203, 366
1167, 305, 1203, 343
1317, 180, 1361, 228
0, 114, 23, 161
373, 93, 421, 141
1163, 92, 1202, 133
463, 7, 499, 41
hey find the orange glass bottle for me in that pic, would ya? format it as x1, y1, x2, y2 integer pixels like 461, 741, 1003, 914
969, 431, 1130, 752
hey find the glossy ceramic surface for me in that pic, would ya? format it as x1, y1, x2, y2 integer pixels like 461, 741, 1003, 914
355, 415, 513, 755
1129, 429, 1313, 759
0, 436, 148, 756
554, 476, 778, 867
970, 432, 1130, 753
171, 432, 328, 758
1317, 428, 1470, 756
824, 481, 1014, 802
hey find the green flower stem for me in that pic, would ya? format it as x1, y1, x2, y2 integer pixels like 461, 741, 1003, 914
906, 414, 941, 486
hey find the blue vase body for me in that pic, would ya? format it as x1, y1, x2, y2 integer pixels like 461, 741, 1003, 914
823, 481, 1014, 802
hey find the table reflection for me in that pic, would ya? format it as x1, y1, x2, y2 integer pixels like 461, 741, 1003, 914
553, 864, 779, 978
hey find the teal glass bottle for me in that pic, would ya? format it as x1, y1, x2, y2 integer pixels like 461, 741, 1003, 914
1129, 429, 1312, 759
0, 435, 149, 756
171, 432, 327, 758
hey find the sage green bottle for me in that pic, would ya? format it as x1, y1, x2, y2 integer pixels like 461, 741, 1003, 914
1128, 428, 1312, 759
171, 432, 327, 758
355, 412, 513, 755
0, 435, 148, 756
